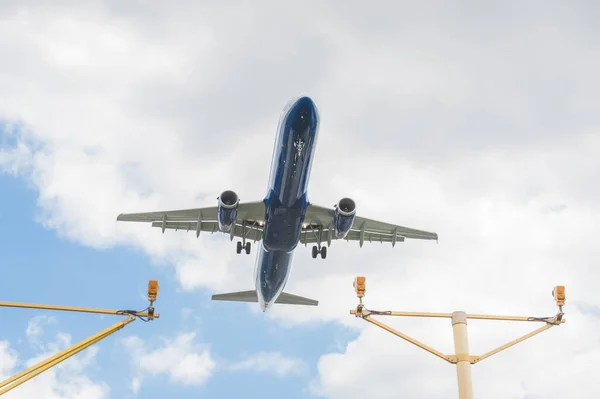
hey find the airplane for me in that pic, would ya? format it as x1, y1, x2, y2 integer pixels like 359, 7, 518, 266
116, 96, 438, 312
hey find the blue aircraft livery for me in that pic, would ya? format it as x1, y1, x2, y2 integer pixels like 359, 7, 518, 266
117, 96, 438, 312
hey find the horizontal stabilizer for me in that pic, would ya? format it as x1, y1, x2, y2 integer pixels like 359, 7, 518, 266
211, 290, 258, 303
211, 290, 318, 306
276, 292, 319, 306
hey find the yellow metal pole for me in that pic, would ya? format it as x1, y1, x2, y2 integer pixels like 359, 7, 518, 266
350, 309, 453, 318
452, 311, 474, 399
0, 302, 158, 319
349, 309, 563, 323
0, 316, 135, 396
464, 314, 560, 323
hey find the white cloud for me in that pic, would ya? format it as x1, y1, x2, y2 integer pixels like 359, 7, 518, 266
122, 332, 215, 392
229, 351, 308, 377
130, 377, 141, 395
25, 315, 56, 343
0, 341, 19, 379
0, 123, 35, 176
180, 307, 193, 321
1, 2, 600, 398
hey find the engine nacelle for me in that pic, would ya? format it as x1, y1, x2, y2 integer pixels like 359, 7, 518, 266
217, 190, 239, 232
334, 197, 356, 239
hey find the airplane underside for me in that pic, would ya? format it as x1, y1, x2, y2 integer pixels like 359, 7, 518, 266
116, 95, 439, 312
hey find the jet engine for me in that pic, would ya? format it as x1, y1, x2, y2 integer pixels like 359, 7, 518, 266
333, 197, 356, 238
217, 190, 239, 232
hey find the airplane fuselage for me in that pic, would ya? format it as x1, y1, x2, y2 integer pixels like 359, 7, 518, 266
255, 96, 319, 311
116, 95, 439, 311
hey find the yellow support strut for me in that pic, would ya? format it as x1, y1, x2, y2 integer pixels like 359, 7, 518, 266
0, 280, 160, 396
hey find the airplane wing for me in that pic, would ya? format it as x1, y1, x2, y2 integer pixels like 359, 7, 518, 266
300, 204, 438, 247
116, 201, 266, 241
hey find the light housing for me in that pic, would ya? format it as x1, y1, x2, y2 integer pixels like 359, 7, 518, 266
354, 276, 366, 298
148, 280, 160, 302
552, 286, 565, 306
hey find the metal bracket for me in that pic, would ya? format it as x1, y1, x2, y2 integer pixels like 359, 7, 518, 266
196, 211, 203, 237
307, 224, 323, 248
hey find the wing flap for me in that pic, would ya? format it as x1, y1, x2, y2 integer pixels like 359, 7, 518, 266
300, 229, 406, 245
117, 200, 266, 223
303, 204, 438, 244
151, 220, 219, 234
352, 215, 438, 240
150, 221, 263, 241
118, 208, 217, 222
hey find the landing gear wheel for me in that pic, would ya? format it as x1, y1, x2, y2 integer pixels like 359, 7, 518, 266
312, 246, 318, 259
236, 241, 242, 254
245, 242, 251, 254
320, 246, 327, 259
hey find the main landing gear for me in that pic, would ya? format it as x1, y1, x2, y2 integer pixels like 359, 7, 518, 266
236, 220, 252, 255
237, 241, 251, 255
306, 224, 327, 259
312, 245, 327, 259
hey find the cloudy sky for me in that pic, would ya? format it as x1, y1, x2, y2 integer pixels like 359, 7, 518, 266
1, 1, 599, 398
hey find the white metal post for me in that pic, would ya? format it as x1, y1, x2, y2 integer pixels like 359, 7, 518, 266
452, 311, 474, 399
